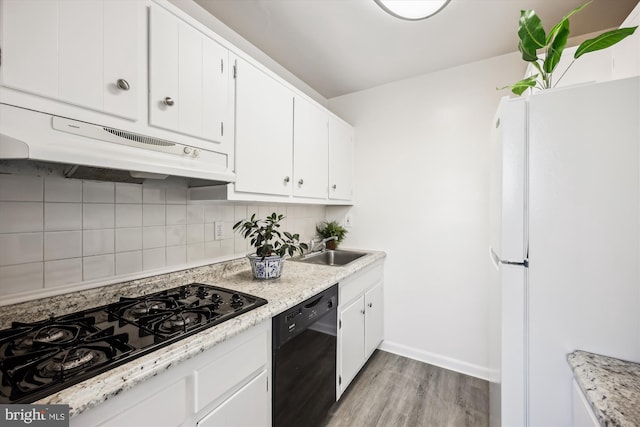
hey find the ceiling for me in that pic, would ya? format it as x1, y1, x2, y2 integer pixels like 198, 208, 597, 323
193, 0, 638, 99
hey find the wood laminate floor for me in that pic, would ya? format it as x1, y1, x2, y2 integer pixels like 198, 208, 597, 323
324, 350, 489, 427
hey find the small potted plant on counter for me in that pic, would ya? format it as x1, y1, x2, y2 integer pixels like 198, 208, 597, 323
315, 220, 348, 250
233, 212, 308, 280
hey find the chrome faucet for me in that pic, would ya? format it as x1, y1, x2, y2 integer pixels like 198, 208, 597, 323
308, 236, 336, 254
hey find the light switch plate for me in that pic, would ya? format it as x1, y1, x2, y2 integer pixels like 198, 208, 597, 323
344, 214, 353, 227
214, 222, 225, 240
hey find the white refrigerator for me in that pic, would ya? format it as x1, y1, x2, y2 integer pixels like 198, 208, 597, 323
489, 76, 640, 427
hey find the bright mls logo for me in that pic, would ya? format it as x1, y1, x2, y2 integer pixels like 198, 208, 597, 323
0, 405, 69, 426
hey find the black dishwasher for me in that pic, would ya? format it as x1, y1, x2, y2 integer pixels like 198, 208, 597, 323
272, 284, 338, 427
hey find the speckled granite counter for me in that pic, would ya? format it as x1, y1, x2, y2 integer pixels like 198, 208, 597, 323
0, 250, 386, 417
568, 350, 640, 427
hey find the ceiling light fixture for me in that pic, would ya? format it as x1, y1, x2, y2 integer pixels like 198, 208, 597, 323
374, 0, 451, 21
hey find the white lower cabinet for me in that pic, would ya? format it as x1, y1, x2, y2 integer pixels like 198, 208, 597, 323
337, 261, 384, 398
70, 321, 270, 427
197, 371, 269, 427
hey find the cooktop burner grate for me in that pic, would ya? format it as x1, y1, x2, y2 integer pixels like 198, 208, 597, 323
0, 284, 267, 404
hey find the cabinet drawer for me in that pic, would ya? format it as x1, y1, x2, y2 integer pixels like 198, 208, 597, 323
340, 263, 383, 306
194, 329, 268, 412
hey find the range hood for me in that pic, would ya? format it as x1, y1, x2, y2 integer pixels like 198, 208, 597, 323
0, 103, 235, 186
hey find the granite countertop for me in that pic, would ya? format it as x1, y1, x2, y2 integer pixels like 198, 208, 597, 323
568, 350, 640, 427
0, 250, 386, 417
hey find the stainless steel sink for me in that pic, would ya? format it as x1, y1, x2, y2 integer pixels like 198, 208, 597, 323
290, 250, 367, 266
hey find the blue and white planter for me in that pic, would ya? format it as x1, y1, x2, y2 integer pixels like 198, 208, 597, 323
247, 254, 284, 280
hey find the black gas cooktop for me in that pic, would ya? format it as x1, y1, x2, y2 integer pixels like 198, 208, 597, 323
0, 284, 267, 404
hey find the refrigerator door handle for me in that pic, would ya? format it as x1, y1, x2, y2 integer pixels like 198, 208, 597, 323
490, 247, 500, 270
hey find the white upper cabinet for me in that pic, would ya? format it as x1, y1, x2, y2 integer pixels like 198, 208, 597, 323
234, 57, 294, 196
149, 5, 230, 143
329, 115, 354, 201
0, 0, 140, 120
293, 96, 329, 199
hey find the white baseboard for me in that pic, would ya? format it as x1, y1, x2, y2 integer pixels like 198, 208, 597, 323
379, 340, 492, 381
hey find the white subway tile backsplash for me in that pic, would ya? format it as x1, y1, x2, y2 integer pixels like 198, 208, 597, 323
187, 223, 204, 244
143, 226, 165, 249
115, 204, 142, 228
83, 204, 115, 229
143, 247, 165, 270
204, 223, 215, 241
0, 174, 329, 299
166, 225, 186, 246
0, 175, 43, 201
44, 203, 81, 232
143, 186, 165, 204
187, 243, 205, 263
83, 254, 115, 281
83, 229, 115, 256
166, 205, 187, 225
205, 240, 221, 258
115, 183, 142, 203
166, 188, 187, 204
143, 204, 165, 226
1, 202, 44, 233
0, 233, 43, 266
219, 205, 234, 222
115, 251, 143, 275
166, 245, 186, 266
83, 181, 114, 203
0, 262, 43, 295
204, 205, 219, 223
44, 258, 83, 288
44, 231, 82, 261
115, 227, 143, 252
45, 177, 82, 202
187, 205, 204, 224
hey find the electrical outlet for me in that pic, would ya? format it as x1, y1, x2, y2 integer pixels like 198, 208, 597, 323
344, 214, 353, 227
214, 222, 225, 240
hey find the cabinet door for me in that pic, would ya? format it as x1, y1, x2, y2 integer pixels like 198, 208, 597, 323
339, 295, 365, 393
365, 282, 384, 358
149, 5, 180, 132
103, 0, 140, 120
0, 0, 59, 98
234, 57, 294, 196
97, 378, 189, 427
328, 116, 354, 201
197, 371, 269, 427
149, 5, 229, 141
293, 96, 329, 199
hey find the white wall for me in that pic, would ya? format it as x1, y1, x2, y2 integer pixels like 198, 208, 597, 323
328, 52, 526, 379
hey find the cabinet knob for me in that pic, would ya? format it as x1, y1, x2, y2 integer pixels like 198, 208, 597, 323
332, 184, 337, 190
298, 179, 304, 185
183, 147, 192, 155
360, 309, 365, 315
193, 149, 200, 158
284, 176, 290, 183
116, 78, 130, 91
164, 97, 175, 106
368, 302, 373, 308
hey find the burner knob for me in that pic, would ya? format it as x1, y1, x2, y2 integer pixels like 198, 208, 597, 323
231, 293, 243, 307
196, 286, 209, 297
211, 293, 222, 302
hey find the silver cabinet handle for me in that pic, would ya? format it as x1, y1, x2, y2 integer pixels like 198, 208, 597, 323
332, 184, 337, 190
368, 302, 373, 308
284, 176, 290, 183
298, 179, 304, 185
116, 79, 130, 91
164, 97, 175, 106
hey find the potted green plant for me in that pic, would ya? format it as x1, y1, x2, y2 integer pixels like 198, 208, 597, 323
233, 212, 308, 280
315, 220, 348, 250
502, 1, 637, 95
